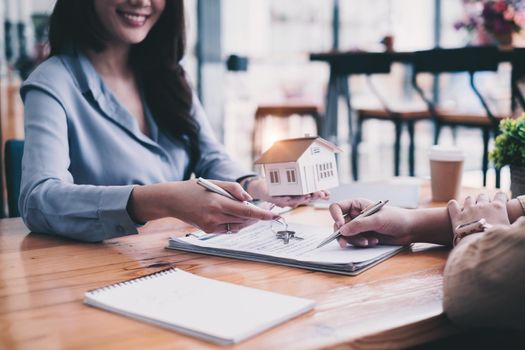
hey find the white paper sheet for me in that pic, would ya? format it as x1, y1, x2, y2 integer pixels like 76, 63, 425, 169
177, 221, 401, 264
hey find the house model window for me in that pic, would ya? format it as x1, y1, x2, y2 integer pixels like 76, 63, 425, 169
269, 170, 280, 184
317, 162, 334, 180
255, 137, 341, 196
286, 169, 297, 183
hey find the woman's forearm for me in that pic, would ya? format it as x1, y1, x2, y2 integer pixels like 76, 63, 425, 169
127, 184, 174, 223
409, 207, 453, 245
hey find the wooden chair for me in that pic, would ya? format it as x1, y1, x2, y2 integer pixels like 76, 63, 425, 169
411, 46, 505, 187
252, 104, 322, 160
0, 80, 26, 217
349, 54, 431, 180
4, 139, 24, 218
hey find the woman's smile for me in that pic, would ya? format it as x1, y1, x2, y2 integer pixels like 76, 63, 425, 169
116, 8, 151, 28
94, 0, 165, 45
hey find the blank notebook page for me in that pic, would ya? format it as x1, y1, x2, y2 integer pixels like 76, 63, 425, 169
84, 268, 314, 345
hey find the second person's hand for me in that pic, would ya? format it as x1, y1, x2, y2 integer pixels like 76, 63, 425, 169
448, 192, 510, 242
329, 198, 414, 247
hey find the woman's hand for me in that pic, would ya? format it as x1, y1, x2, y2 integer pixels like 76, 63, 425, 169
245, 177, 330, 208
448, 192, 510, 235
329, 198, 414, 247
128, 180, 280, 233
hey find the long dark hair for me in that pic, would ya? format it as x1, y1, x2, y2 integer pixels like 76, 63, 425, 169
48, 0, 200, 160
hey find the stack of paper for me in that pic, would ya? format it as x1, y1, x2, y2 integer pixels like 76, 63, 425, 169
167, 222, 404, 275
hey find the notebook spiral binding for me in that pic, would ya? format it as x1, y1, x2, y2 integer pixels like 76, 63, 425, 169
87, 268, 177, 294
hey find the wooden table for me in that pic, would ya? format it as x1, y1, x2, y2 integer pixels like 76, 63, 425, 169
0, 185, 491, 350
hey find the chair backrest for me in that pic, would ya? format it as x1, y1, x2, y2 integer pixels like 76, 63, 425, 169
5, 139, 24, 218
412, 46, 500, 74
330, 52, 393, 76
511, 48, 525, 78
510, 48, 525, 111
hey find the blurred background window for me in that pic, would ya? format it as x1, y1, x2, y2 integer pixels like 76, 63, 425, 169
2, 0, 523, 188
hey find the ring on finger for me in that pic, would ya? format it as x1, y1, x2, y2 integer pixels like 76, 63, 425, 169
226, 223, 232, 234
454, 218, 492, 245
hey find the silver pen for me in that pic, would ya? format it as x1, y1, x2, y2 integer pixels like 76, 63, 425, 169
196, 177, 252, 204
316, 200, 389, 249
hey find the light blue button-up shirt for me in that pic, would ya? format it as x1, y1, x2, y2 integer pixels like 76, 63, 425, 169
19, 50, 251, 242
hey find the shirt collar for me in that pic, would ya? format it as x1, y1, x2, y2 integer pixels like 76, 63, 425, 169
63, 48, 103, 100
66, 48, 162, 150
77, 51, 105, 100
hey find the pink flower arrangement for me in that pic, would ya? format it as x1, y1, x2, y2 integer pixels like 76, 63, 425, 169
455, 0, 525, 43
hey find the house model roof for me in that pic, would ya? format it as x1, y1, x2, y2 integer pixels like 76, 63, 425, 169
255, 137, 341, 164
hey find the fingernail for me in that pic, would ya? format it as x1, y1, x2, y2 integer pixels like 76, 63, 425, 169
356, 238, 367, 246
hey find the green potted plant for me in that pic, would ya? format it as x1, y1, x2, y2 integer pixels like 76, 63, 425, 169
490, 115, 525, 196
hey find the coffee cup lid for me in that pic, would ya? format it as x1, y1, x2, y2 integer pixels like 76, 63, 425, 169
428, 145, 465, 162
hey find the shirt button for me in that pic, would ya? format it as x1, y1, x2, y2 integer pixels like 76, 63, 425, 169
116, 225, 125, 234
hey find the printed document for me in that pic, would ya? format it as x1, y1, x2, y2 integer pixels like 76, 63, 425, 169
168, 222, 404, 275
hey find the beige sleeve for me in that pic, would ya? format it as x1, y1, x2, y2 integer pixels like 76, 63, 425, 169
443, 217, 525, 329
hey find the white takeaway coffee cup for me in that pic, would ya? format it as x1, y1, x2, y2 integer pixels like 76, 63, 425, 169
428, 145, 465, 202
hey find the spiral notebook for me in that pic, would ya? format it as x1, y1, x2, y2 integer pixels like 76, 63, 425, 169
84, 268, 314, 345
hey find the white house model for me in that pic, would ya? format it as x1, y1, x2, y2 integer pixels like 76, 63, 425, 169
255, 137, 341, 196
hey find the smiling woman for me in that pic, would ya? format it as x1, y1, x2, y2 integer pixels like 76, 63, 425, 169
19, 0, 329, 242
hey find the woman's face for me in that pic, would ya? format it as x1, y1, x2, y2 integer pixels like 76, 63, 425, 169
94, 0, 166, 46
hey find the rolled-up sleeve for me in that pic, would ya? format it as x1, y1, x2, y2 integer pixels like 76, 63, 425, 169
19, 86, 138, 242
191, 95, 254, 182
443, 217, 525, 329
